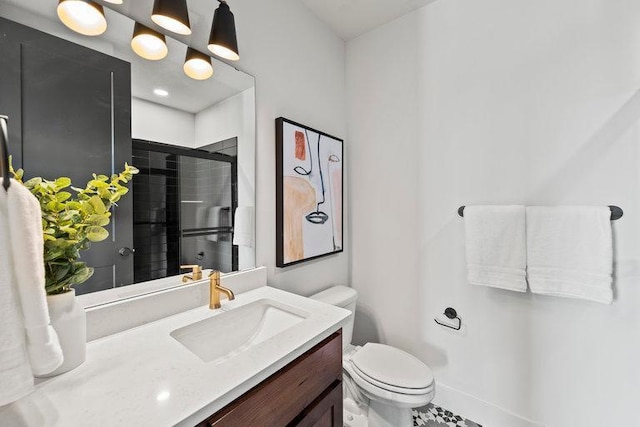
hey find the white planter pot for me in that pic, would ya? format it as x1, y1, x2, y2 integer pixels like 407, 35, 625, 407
39, 289, 87, 377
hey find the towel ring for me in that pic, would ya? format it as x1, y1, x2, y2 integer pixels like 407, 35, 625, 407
434, 307, 461, 331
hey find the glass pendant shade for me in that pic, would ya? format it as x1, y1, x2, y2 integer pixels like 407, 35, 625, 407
57, 0, 107, 36
183, 48, 214, 80
151, 0, 191, 36
131, 23, 168, 61
207, 1, 239, 61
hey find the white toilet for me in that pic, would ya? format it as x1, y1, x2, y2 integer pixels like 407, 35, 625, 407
311, 286, 435, 427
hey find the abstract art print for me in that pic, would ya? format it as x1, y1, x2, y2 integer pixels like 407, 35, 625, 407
276, 117, 343, 267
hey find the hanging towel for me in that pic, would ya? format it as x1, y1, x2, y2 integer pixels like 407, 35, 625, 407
233, 206, 254, 248
0, 179, 63, 405
205, 206, 223, 242
526, 206, 613, 304
464, 205, 527, 292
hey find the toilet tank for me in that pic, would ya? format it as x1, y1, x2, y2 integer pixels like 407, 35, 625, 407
310, 286, 358, 349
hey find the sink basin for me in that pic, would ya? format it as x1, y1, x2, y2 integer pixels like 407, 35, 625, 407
170, 298, 308, 363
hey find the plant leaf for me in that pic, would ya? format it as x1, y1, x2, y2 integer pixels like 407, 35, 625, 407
86, 226, 109, 242
89, 195, 107, 215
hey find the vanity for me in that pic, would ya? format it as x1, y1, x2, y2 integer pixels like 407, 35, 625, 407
0, 275, 350, 426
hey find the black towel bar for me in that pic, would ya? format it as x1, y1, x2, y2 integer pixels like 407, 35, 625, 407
458, 205, 623, 221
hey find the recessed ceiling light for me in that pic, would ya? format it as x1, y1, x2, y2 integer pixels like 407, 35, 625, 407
156, 390, 170, 401
153, 88, 169, 97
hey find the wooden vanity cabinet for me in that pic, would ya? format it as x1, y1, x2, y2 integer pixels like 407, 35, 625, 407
198, 331, 343, 427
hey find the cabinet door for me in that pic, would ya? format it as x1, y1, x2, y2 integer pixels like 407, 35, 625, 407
289, 380, 343, 427
0, 17, 133, 293
204, 332, 342, 427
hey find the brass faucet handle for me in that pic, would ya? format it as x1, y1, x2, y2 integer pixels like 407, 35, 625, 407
180, 265, 203, 281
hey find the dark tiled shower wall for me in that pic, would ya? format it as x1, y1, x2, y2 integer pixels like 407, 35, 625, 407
132, 149, 180, 283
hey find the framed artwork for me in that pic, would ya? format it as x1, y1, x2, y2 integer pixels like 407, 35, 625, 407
276, 117, 344, 267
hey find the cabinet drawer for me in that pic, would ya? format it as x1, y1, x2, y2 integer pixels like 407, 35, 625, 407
203, 331, 342, 427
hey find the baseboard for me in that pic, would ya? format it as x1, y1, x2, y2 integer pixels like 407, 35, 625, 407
432, 383, 546, 427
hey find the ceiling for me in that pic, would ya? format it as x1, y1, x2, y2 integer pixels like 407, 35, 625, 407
300, 0, 437, 41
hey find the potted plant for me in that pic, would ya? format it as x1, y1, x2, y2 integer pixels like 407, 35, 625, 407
11, 162, 138, 375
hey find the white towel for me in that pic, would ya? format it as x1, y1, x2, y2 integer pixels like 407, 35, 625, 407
233, 206, 254, 248
526, 206, 613, 304
205, 206, 223, 242
0, 179, 63, 405
464, 205, 527, 292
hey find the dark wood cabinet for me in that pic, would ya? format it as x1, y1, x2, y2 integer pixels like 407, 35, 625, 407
0, 17, 133, 293
199, 331, 343, 427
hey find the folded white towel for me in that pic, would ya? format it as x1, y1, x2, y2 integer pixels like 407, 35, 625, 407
233, 206, 254, 248
526, 206, 613, 304
464, 205, 527, 292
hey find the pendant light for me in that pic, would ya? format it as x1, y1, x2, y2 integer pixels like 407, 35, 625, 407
131, 23, 168, 61
207, 0, 239, 61
183, 48, 214, 80
57, 0, 107, 36
151, 0, 191, 36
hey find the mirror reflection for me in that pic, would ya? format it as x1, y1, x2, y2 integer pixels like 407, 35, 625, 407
0, 0, 256, 296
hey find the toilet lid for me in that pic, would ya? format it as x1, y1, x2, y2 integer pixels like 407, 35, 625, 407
351, 343, 434, 390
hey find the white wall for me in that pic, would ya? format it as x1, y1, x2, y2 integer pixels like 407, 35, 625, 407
231, 0, 349, 294
195, 89, 257, 269
131, 98, 195, 147
347, 1, 640, 426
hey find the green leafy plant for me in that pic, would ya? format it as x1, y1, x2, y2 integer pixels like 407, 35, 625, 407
10, 162, 139, 295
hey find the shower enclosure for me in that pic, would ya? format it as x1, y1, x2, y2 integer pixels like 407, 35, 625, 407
132, 139, 238, 283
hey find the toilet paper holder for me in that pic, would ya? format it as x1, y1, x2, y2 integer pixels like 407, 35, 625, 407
434, 307, 461, 331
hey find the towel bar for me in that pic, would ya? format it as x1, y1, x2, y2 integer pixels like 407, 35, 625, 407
457, 205, 623, 220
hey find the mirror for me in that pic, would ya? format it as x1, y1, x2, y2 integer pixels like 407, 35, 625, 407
0, 0, 256, 298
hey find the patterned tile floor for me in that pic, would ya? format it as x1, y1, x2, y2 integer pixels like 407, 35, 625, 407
413, 404, 483, 427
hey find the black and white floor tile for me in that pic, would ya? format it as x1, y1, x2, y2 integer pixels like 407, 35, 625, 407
413, 404, 483, 427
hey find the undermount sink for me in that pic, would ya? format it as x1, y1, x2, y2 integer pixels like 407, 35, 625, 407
170, 298, 309, 363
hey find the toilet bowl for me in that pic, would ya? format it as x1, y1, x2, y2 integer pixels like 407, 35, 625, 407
311, 286, 435, 427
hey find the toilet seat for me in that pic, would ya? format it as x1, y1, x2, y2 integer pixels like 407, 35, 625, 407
344, 343, 435, 408
351, 343, 434, 390
351, 363, 434, 395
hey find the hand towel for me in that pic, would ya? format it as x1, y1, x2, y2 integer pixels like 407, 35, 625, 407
464, 205, 527, 291
205, 206, 222, 242
232, 206, 254, 248
526, 206, 613, 304
0, 179, 63, 405
0, 187, 34, 406
7, 180, 63, 375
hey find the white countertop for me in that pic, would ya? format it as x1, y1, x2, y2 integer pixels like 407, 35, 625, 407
0, 286, 350, 427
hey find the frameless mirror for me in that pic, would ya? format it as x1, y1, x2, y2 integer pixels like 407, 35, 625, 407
0, 0, 256, 300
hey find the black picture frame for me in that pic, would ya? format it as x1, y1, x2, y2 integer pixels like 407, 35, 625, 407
276, 117, 344, 267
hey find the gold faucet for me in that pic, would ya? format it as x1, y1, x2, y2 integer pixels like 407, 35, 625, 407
181, 265, 203, 283
209, 270, 235, 309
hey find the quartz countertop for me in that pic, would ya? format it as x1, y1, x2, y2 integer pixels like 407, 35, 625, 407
0, 286, 350, 426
